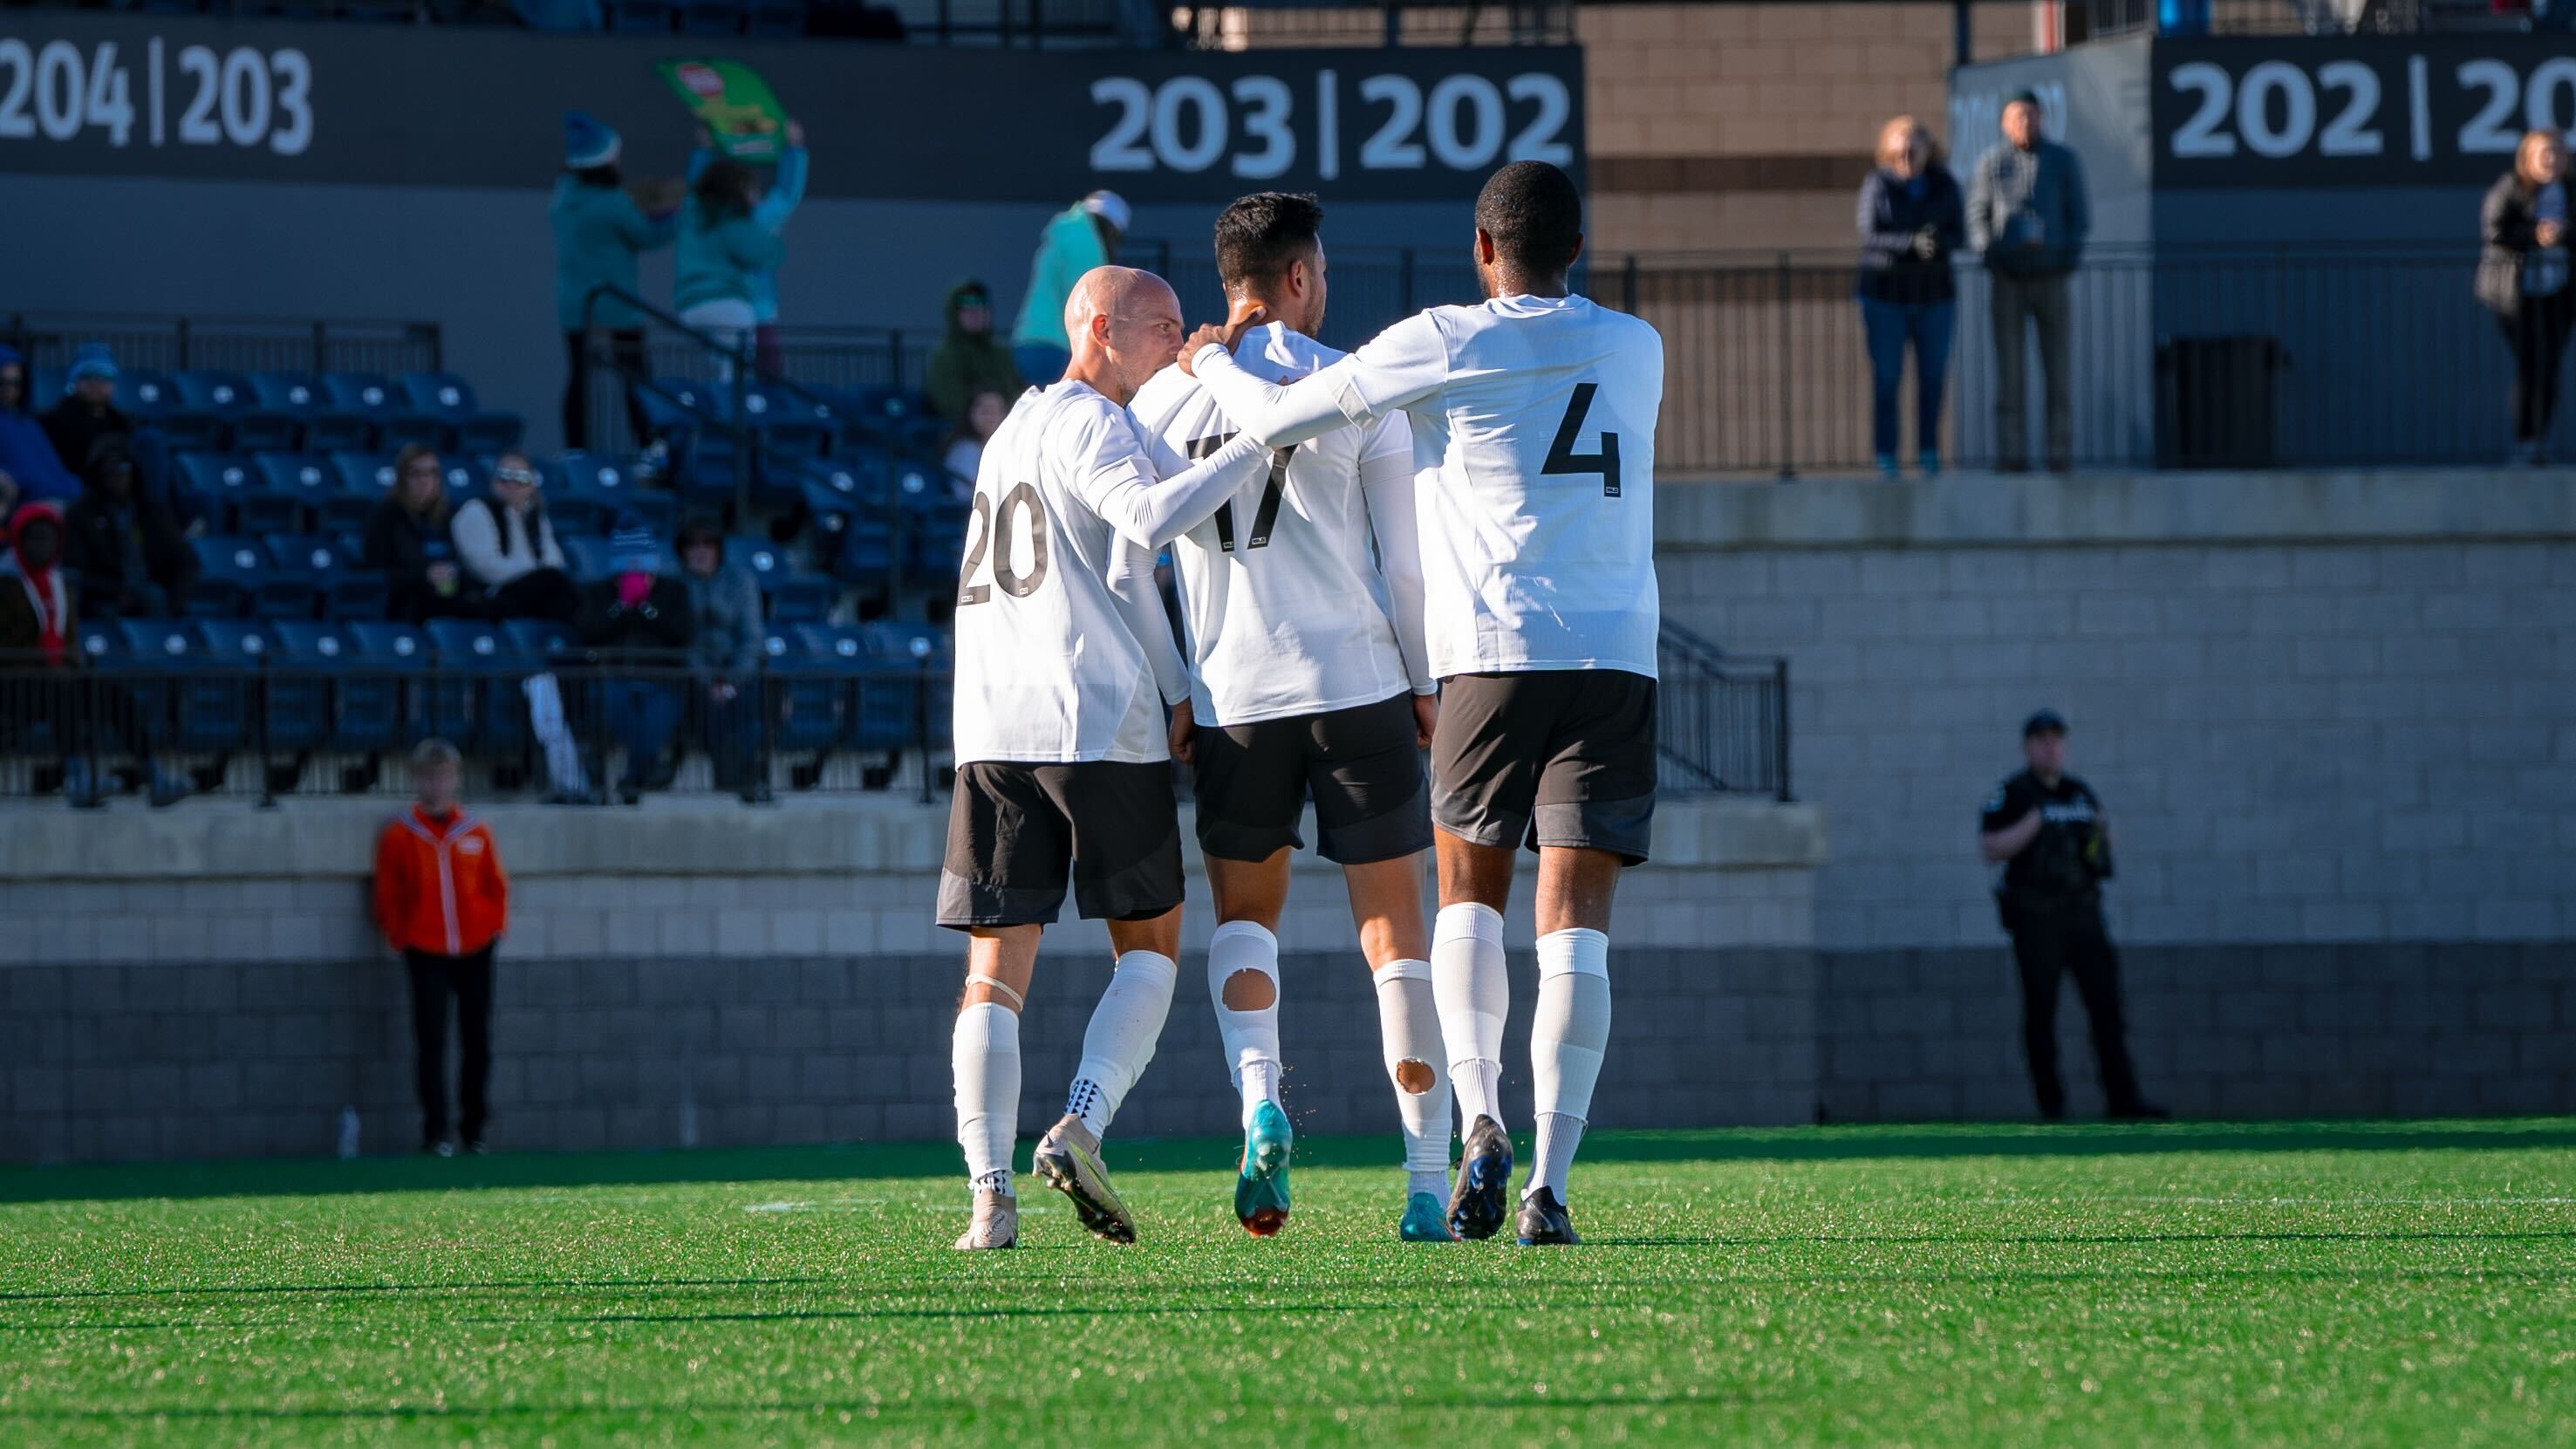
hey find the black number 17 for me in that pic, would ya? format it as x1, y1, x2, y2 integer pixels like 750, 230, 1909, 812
1186, 433, 1297, 551
1541, 383, 1622, 497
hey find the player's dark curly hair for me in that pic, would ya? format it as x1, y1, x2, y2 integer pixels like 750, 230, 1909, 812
1213, 191, 1325, 292
1473, 161, 1583, 277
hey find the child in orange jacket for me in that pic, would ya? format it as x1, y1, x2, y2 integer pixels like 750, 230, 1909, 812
373, 738, 508, 1155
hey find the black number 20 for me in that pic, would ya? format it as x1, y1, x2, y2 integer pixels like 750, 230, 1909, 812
957, 482, 1050, 605
1187, 433, 1297, 552
1541, 383, 1623, 497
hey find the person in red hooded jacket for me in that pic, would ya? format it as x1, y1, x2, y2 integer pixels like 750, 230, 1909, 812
1, 501, 187, 807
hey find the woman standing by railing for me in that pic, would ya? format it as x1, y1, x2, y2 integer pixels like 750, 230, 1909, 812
2478, 129, 2573, 467
1855, 116, 1965, 480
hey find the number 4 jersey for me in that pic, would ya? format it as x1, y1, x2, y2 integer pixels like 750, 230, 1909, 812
1128, 323, 1435, 728
1190, 294, 1665, 680
950, 379, 1266, 766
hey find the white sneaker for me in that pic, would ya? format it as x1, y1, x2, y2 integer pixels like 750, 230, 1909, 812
953, 1190, 1018, 1251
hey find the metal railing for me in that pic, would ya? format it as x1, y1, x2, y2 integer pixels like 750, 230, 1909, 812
1657, 620, 1790, 802
0, 654, 953, 807
1, 313, 441, 385
1132, 239, 2544, 475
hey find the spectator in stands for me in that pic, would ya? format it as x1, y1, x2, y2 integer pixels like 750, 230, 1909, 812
577, 513, 693, 804
1856, 116, 1966, 480
64, 445, 191, 619
1008, 190, 1128, 386
40, 345, 134, 483
689, 123, 808, 376
553, 112, 679, 456
675, 517, 767, 803
2478, 129, 2573, 466
452, 451, 578, 622
942, 388, 1008, 489
0, 346, 82, 519
926, 279, 1023, 420
1978, 710, 2164, 1122
373, 738, 507, 1156
1968, 89, 2089, 474
2, 500, 185, 809
675, 158, 787, 379
364, 445, 466, 624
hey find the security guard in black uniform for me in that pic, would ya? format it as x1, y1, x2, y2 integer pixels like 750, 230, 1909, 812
1978, 710, 2168, 1121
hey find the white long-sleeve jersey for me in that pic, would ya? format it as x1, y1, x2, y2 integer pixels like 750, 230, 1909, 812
1190, 293, 1664, 680
949, 379, 1268, 764
1128, 323, 1434, 728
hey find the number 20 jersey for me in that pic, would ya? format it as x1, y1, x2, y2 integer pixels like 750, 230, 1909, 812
950, 381, 1179, 767
1343, 295, 1664, 680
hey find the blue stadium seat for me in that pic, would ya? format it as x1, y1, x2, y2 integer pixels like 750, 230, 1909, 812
502, 617, 580, 665
740, 385, 836, 458
173, 370, 297, 453
341, 620, 433, 748
680, 0, 742, 31
252, 453, 341, 527
730, 537, 834, 624
113, 617, 243, 752
194, 619, 328, 752
113, 368, 178, 423
268, 620, 395, 754
399, 373, 524, 455
330, 450, 400, 503
188, 536, 318, 619
422, 619, 528, 751
544, 495, 614, 539
760, 627, 843, 752
442, 455, 489, 499
862, 620, 952, 749
560, 535, 615, 584
249, 371, 361, 453
31, 366, 64, 406
638, 376, 722, 441
325, 372, 440, 450
263, 534, 390, 620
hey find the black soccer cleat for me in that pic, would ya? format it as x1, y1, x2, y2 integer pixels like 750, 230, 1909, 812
2108, 1098, 2172, 1121
1447, 1114, 1514, 1242
1515, 1186, 1580, 1247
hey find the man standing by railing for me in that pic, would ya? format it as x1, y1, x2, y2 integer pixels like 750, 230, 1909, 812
1969, 88, 2090, 475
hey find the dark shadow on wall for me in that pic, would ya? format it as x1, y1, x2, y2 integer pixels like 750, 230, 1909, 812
2, 1118, 2569, 1206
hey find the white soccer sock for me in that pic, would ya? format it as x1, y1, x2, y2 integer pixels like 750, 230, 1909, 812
1527, 927, 1612, 1202
1064, 949, 1179, 1138
1431, 902, 1509, 1133
952, 1001, 1021, 1198
1373, 956, 1453, 1189
1208, 921, 1284, 1129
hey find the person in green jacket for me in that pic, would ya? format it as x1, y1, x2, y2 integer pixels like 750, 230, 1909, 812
1008, 190, 1127, 386
551, 111, 679, 452
676, 159, 788, 381
925, 279, 1024, 421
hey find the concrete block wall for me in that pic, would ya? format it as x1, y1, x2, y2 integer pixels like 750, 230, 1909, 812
1658, 471, 2576, 954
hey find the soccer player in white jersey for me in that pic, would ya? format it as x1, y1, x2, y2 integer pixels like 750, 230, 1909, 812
1128, 193, 1453, 1243
941, 266, 1275, 1251
1180, 161, 1664, 1247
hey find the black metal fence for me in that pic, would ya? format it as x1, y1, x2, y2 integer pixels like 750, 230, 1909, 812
1657, 621, 1789, 803
0, 655, 954, 806
1130, 240, 2543, 475
1, 312, 441, 386
3, 632, 1789, 806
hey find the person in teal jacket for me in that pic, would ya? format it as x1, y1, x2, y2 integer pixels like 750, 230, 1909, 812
551, 112, 678, 452
1008, 189, 1127, 386
687, 123, 807, 376
676, 150, 791, 381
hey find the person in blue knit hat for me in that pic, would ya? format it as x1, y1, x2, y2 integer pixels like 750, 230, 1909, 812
40, 344, 134, 485
551, 112, 680, 455
575, 511, 694, 804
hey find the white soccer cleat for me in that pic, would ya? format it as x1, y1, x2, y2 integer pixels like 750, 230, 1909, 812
953, 1189, 1019, 1250
1032, 1114, 1138, 1243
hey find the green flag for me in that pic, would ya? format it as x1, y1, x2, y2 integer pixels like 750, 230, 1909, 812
659, 58, 788, 162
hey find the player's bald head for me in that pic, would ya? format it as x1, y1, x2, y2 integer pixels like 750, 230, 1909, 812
1065, 266, 1179, 342
1063, 266, 1186, 406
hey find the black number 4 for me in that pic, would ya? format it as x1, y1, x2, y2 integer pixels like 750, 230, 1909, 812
1541, 383, 1622, 497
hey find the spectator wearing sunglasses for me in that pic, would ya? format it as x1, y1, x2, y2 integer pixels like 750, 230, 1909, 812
365, 445, 468, 625
452, 453, 579, 623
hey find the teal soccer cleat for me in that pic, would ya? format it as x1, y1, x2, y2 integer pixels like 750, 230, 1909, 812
1233, 1100, 1294, 1236
1399, 1192, 1459, 1242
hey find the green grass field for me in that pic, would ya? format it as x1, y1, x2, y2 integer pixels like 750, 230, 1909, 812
3, 1119, 2573, 1446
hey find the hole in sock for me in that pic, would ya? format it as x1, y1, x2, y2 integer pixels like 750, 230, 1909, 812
1393, 1058, 1436, 1094
1220, 969, 1277, 1010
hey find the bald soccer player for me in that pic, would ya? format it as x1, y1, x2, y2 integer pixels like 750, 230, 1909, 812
942, 267, 1277, 1251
